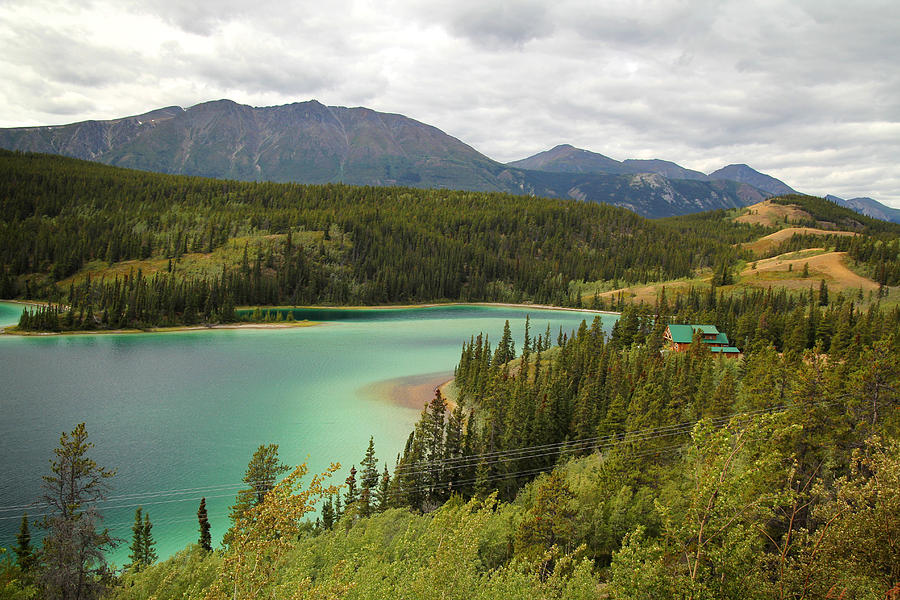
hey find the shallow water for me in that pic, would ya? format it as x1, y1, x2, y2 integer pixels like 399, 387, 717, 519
0, 302, 616, 564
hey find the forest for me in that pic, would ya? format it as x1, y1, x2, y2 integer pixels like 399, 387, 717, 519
2, 150, 900, 598
3, 286, 899, 598
0, 150, 764, 330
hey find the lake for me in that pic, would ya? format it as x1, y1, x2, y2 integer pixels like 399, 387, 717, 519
0, 302, 616, 564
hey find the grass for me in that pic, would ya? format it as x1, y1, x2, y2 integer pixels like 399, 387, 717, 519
581, 246, 889, 309
57, 229, 340, 287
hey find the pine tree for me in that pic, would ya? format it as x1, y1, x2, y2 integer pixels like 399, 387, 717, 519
375, 466, 391, 512
127, 508, 145, 571
360, 437, 379, 495
197, 497, 212, 551
444, 405, 465, 493
39, 423, 116, 599
494, 319, 516, 365
514, 469, 577, 575
14, 513, 36, 574
423, 390, 447, 505
334, 492, 343, 520
321, 495, 335, 529
226, 444, 290, 547
141, 512, 157, 567
819, 279, 829, 306
344, 466, 358, 508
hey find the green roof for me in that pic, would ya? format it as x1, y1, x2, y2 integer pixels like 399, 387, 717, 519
693, 325, 720, 335
711, 346, 741, 353
667, 324, 697, 343
666, 324, 730, 346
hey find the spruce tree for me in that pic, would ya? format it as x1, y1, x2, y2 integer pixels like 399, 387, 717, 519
141, 512, 157, 566
360, 437, 379, 496
226, 444, 290, 546
423, 390, 447, 504
127, 508, 145, 571
197, 497, 212, 551
344, 466, 358, 508
14, 513, 36, 574
321, 495, 335, 530
39, 423, 116, 599
375, 466, 391, 512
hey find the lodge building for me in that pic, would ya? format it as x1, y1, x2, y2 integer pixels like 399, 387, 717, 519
663, 324, 741, 357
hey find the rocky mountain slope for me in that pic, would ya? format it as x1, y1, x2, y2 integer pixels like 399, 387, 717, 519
826, 194, 900, 224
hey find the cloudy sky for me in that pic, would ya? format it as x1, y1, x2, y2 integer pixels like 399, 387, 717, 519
1, 0, 898, 205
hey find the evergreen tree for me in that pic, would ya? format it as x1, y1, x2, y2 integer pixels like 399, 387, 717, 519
515, 469, 577, 574
197, 497, 212, 551
344, 466, 358, 508
375, 466, 391, 512
38, 423, 116, 600
494, 320, 516, 365
141, 512, 157, 567
819, 278, 829, 306
126, 508, 157, 571
423, 390, 447, 505
14, 512, 36, 574
127, 508, 145, 571
226, 444, 290, 546
359, 437, 379, 494
321, 495, 335, 530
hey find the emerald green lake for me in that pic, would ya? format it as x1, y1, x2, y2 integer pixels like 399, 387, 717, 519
0, 302, 616, 565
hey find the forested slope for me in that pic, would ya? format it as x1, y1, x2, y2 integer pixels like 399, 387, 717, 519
1, 150, 745, 330
6, 291, 895, 599
2, 147, 900, 598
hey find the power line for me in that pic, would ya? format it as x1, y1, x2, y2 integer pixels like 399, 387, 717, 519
0, 397, 859, 523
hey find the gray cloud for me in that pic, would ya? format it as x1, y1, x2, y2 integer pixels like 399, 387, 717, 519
0, 0, 897, 205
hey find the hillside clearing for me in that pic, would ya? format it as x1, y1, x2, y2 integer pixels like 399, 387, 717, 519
740, 250, 878, 292
742, 227, 858, 255
735, 199, 815, 227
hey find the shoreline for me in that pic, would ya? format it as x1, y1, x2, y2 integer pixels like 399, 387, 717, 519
0, 300, 618, 337
0, 321, 319, 337
236, 301, 619, 315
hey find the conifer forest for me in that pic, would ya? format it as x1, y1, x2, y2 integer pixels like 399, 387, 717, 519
1, 151, 900, 599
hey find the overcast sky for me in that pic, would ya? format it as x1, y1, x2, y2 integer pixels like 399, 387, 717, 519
1, 0, 898, 206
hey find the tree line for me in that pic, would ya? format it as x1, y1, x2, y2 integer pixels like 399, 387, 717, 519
3, 150, 752, 329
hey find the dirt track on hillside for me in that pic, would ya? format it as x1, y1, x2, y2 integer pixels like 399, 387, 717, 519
742, 227, 857, 254
740, 251, 878, 292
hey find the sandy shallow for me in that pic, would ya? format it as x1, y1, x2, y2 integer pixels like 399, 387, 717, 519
358, 370, 455, 411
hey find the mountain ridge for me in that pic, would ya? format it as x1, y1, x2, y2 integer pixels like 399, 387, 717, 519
0, 99, 796, 218
825, 194, 900, 224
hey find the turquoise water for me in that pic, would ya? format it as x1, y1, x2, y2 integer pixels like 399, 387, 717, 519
0, 302, 23, 328
0, 302, 616, 565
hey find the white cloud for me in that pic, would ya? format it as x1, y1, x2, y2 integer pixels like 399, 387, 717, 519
0, 0, 897, 206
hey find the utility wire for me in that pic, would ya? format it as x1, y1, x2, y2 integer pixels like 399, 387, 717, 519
0, 396, 861, 522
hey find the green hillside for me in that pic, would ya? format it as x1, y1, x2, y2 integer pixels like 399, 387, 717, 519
1, 150, 746, 331
2, 152, 900, 599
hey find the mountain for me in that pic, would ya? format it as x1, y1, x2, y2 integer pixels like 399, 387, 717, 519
0, 99, 509, 191
505, 144, 631, 174
621, 159, 709, 181
506, 146, 709, 181
826, 195, 900, 224
0, 100, 773, 218
520, 170, 769, 217
511, 146, 801, 196
707, 164, 796, 196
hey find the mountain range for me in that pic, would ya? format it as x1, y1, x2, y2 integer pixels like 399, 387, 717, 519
0, 99, 892, 220
825, 195, 900, 224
